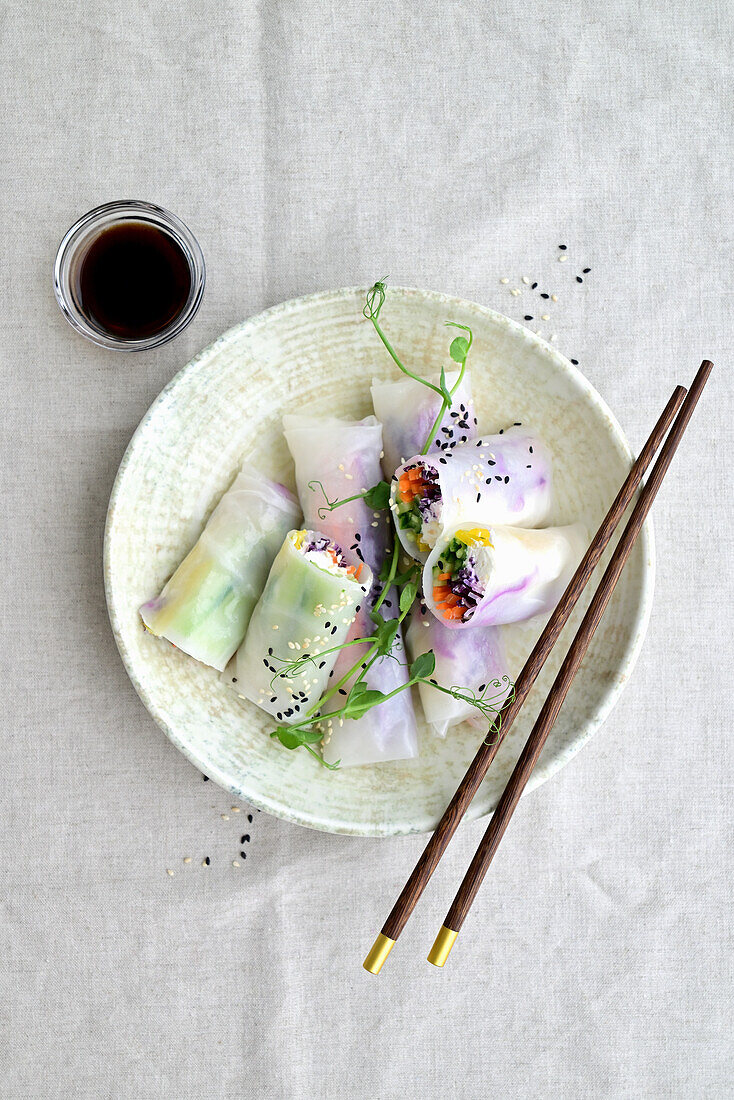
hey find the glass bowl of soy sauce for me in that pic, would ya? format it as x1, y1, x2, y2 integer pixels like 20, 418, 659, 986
54, 200, 205, 351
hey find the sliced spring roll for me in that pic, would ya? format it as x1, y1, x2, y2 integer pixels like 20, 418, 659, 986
283, 414, 418, 766
406, 602, 511, 737
283, 414, 389, 582
424, 522, 586, 628
391, 426, 552, 562
371, 370, 477, 479
234, 530, 372, 724
140, 466, 300, 671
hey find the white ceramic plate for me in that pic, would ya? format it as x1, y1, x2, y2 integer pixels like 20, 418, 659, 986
105, 287, 654, 836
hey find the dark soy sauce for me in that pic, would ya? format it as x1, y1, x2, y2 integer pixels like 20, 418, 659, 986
75, 222, 192, 339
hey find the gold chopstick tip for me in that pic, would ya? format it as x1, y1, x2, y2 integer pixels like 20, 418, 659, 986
427, 925, 459, 968
363, 933, 395, 975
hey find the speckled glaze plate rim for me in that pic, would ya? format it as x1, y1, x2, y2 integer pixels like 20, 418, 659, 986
104, 285, 655, 836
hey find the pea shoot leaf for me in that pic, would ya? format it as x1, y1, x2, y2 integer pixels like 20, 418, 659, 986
363, 481, 391, 509
449, 336, 470, 363
343, 689, 387, 719
410, 650, 436, 680
399, 579, 419, 614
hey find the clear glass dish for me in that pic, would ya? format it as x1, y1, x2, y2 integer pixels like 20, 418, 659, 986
53, 200, 205, 351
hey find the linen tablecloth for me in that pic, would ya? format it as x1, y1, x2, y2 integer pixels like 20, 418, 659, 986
1, 1, 732, 1096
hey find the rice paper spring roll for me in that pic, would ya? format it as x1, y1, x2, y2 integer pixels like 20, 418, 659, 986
406, 603, 511, 737
140, 465, 300, 671
371, 370, 477, 479
424, 522, 586, 629
283, 414, 418, 766
234, 530, 372, 724
391, 426, 552, 562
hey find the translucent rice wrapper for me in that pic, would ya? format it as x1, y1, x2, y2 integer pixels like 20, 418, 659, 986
406, 603, 511, 737
140, 465, 300, 671
391, 426, 552, 562
371, 370, 477, 479
424, 521, 586, 629
233, 530, 372, 724
283, 414, 418, 766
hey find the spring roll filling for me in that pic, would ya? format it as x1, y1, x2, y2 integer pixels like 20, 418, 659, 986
393, 462, 442, 552
431, 528, 493, 623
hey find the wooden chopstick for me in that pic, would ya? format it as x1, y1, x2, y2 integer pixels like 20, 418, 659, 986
363, 381, 689, 975
427, 359, 713, 967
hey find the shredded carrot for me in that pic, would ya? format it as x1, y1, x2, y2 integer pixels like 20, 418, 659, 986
437, 572, 451, 582
444, 593, 461, 608
444, 606, 465, 620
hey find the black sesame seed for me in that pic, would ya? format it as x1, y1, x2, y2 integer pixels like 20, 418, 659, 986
514, 422, 521, 426
354, 533, 361, 542
203, 775, 209, 782
270, 696, 277, 703
495, 475, 503, 482
485, 478, 492, 485
460, 435, 467, 443
324, 621, 331, 628
571, 359, 579, 365
319, 661, 326, 669
576, 276, 583, 283
487, 459, 496, 466
559, 244, 567, 250
529, 446, 534, 454
204, 856, 210, 865
583, 267, 591, 273
240, 851, 247, 859
524, 315, 533, 321
267, 647, 273, 655
541, 293, 549, 299
232, 676, 237, 683
472, 417, 478, 426
498, 429, 504, 435
247, 814, 253, 823
479, 683, 486, 692
276, 712, 282, 720
531, 282, 537, 289
526, 464, 532, 469
476, 492, 481, 503
439, 457, 447, 464
504, 476, 510, 484
339, 688, 348, 696
331, 627, 337, 635
243, 835, 250, 842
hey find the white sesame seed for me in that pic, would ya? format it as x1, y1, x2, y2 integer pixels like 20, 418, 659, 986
371, 521, 379, 527
166, 869, 174, 877
183, 857, 192, 864
423, 620, 430, 627
272, 624, 279, 630
379, 450, 384, 458
500, 277, 509, 284
522, 276, 530, 284
221, 814, 229, 821
232, 860, 240, 868
288, 641, 295, 649
551, 294, 558, 302
558, 255, 567, 263
338, 464, 344, 471
541, 313, 550, 321
511, 289, 520, 297
202, 859, 209, 867
551, 333, 558, 341
344, 473, 354, 480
